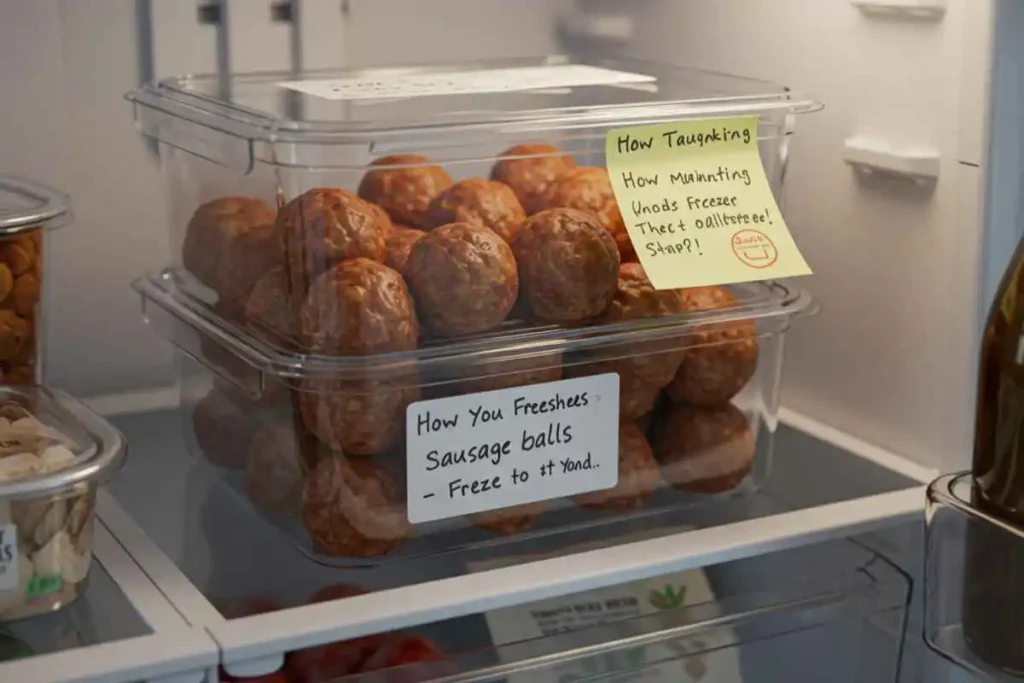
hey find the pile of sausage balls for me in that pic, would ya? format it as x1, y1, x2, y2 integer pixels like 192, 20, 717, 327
185, 144, 759, 559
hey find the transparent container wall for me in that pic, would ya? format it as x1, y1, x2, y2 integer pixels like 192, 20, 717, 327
167, 310, 785, 567
925, 472, 1024, 680
237, 538, 909, 682
0, 175, 70, 386
157, 112, 791, 284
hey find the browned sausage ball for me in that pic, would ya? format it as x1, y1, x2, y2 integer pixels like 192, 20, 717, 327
278, 188, 389, 293
302, 455, 411, 557
182, 196, 277, 289
191, 389, 258, 470
404, 222, 518, 337
357, 154, 453, 228
471, 501, 547, 535
568, 361, 662, 420
0, 235, 36, 277
0, 310, 30, 361
454, 353, 563, 394
574, 420, 660, 511
384, 225, 425, 273
299, 378, 420, 457
544, 168, 635, 262
299, 258, 419, 354
594, 263, 688, 387
510, 208, 619, 322
245, 421, 307, 515
424, 179, 526, 243
215, 222, 284, 306
244, 265, 300, 343
367, 202, 394, 234
665, 286, 759, 407
491, 144, 578, 215
655, 403, 755, 494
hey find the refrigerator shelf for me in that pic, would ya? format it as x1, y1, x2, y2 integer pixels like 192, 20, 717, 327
924, 472, 1024, 681
0, 519, 217, 683
96, 407, 930, 677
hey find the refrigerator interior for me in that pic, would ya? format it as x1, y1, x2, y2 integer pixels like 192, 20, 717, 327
0, 0, 1018, 681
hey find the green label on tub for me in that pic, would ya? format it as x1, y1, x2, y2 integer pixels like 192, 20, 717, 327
26, 575, 62, 599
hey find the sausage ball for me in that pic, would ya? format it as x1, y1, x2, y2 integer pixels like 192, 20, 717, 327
244, 265, 301, 343
0, 310, 30, 361
453, 353, 563, 394
424, 179, 526, 243
404, 222, 518, 337
191, 389, 258, 470
574, 420, 660, 512
384, 225, 426, 273
544, 167, 634, 262
278, 188, 389, 293
302, 456, 411, 558
299, 378, 420, 457
568, 361, 662, 420
367, 202, 395, 234
357, 154, 453, 228
594, 263, 688, 387
245, 421, 307, 515
665, 286, 759, 407
510, 208, 619, 322
491, 143, 579, 215
471, 501, 547, 535
299, 258, 419, 354
215, 222, 284, 306
182, 196, 276, 289
655, 403, 755, 495
0, 234, 38, 278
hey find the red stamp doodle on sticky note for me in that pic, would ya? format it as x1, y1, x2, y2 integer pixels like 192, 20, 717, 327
731, 229, 778, 269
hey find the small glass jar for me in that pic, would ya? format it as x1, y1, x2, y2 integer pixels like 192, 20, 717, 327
0, 175, 71, 385
0, 385, 126, 620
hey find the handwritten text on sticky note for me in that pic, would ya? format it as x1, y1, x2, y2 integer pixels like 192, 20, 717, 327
606, 116, 811, 290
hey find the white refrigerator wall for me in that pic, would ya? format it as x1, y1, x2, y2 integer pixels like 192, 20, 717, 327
0, 0, 999, 475
622, 0, 993, 474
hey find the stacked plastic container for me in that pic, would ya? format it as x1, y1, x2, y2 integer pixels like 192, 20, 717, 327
127, 57, 818, 566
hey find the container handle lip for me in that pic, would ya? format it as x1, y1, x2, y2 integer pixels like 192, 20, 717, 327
0, 389, 127, 501
134, 270, 818, 382
126, 88, 258, 174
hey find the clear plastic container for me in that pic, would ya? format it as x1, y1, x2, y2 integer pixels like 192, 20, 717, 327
0, 175, 71, 385
924, 472, 1024, 680
0, 386, 126, 620
126, 57, 817, 565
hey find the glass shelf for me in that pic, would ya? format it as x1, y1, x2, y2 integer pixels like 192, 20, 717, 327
98, 407, 926, 677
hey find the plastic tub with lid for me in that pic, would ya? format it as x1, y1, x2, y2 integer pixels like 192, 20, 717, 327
127, 57, 818, 566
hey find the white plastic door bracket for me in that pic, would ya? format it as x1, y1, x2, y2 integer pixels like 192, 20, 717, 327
850, 0, 947, 21
843, 137, 941, 185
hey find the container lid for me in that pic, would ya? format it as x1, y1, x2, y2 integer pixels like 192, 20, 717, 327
134, 268, 815, 386
0, 174, 71, 236
0, 386, 127, 501
126, 56, 821, 169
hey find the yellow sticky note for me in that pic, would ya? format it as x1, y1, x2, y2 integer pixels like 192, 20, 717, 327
606, 116, 811, 290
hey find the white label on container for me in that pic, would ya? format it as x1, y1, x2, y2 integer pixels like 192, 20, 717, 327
406, 373, 620, 524
278, 65, 656, 101
0, 525, 17, 591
